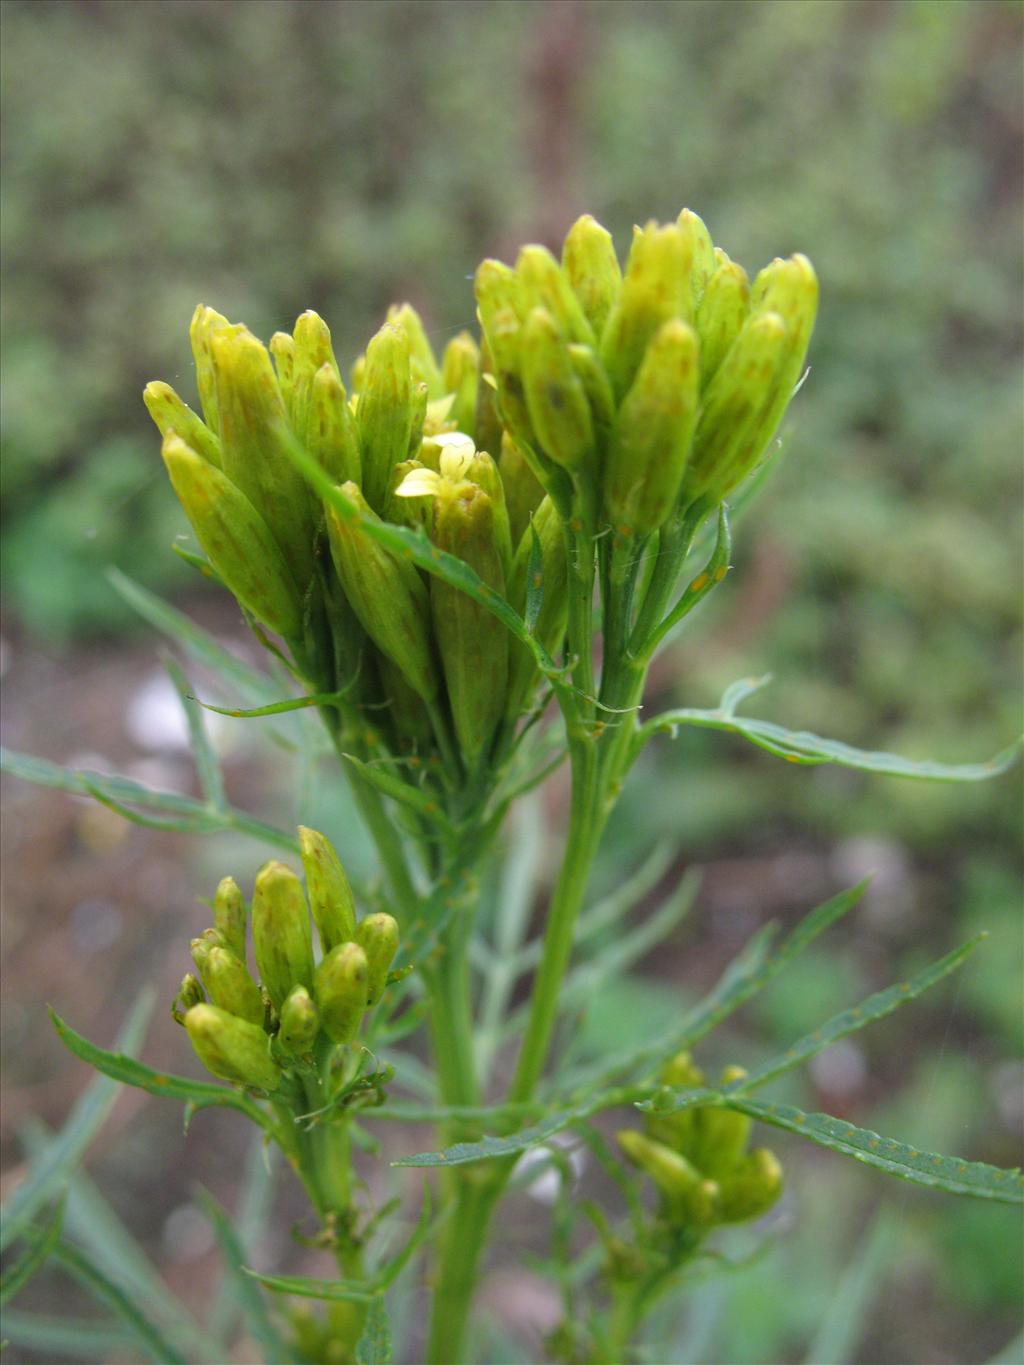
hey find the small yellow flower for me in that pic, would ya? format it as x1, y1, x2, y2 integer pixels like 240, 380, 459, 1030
396, 431, 477, 500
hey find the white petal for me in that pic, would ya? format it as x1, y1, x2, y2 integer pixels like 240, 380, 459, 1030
395, 468, 442, 499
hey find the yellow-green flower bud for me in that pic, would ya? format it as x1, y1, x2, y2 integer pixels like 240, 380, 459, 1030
602, 319, 700, 537
695, 254, 751, 388
717, 1147, 783, 1223
505, 496, 568, 719
278, 984, 320, 1058
617, 1130, 703, 1219
298, 825, 357, 955
143, 381, 222, 468
683, 311, 790, 504
645, 1051, 705, 1152
466, 449, 513, 576
269, 330, 295, 396
358, 322, 414, 513
566, 344, 616, 445
521, 308, 594, 469
600, 222, 692, 399
431, 484, 509, 763
189, 304, 231, 434
745, 253, 818, 457
213, 875, 247, 963
688, 1178, 722, 1227
210, 325, 316, 592
499, 432, 546, 546
474, 338, 504, 458
690, 1070, 752, 1177
481, 308, 534, 447
189, 930, 224, 988
204, 945, 265, 1028
389, 302, 443, 397
315, 941, 369, 1044
516, 245, 595, 348
355, 912, 400, 1008
441, 331, 480, 437
561, 213, 622, 340
677, 208, 716, 310
377, 651, 434, 745
171, 973, 205, 1025
252, 860, 315, 1011
407, 381, 429, 458
161, 433, 303, 641
325, 483, 439, 703
308, 363, 362, 486
185, 1003, 281, 1091
286, 310, 340, 432
475, 259, 525, 329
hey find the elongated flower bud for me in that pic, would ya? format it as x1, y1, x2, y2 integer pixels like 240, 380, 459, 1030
473, 338, 504, 458
677, 208, 716, 310
407, 381, 430, 458
600, 222, 692, 399
189, 304, 231, 434
355, 913, 400, 1008
171, 973, 205, 1025
431, 484, 509, 763
270, 330, 295, 396
567, 344, 616, 444
516, 244, 595, 347
189, 929, 225, 988
683, 311, 790, 504
617, 1130, 703, 1218
690, 1068, 752, 1177
210, 325, 316, 592
204, 945, 265, 1027
441, 331, 480, 437
358, 322, 414, 512
185, 1003, 281, 1091
603, 319, 700, 536
251, 860, 314, 1011
521, 308, 594, 469
315, 941, 369, 1044
298, 825, 357, 954
499, 432, 546, 546
505, 496, 568, 719
278, 984, 320, 1058
389, 303, 443, 397
213, 876, 247, 963
466, 449, 513, 575
645, 1051, 705, 1153
717, 1148, 783, 1223
696, 254, 751, 387
744, 253, 818, 458
144, 382, 222, 467
562, 214, 622, 340
309, 364, 362, 485
325, 482, 438, 703
162, 433, 303, 640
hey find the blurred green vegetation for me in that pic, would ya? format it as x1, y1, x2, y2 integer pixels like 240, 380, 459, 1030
1, 2, 1020, 1361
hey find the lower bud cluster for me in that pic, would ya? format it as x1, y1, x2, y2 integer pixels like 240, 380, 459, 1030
171, 826, 399, 1091
617, 1052, 783, 1231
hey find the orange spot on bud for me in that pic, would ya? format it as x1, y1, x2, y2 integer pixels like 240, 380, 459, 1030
714, 566, 728, 581
690, 573, 710, 592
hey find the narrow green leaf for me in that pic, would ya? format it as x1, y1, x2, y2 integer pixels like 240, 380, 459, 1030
636, 685, 1021, 782
197, 690, 351, 718
565, 882, 867, 1095
342, 754, 455, 832
195, 1188, 295, 1364
164, 656, 225, 809
641, 504, 732, 657
1, 747, 298, 854
738, 933, 986, 1093
208, 1136, 277, 1345
49, 1007, 271, 1128
802, 1211, 895, 1365
1, 991, 153, 1253
52, 1240, 188, 1364
0, 1200, 64, 1308
724, 1099, 1024, 1204
355, 1297, 393, 1365
0, 1311, 130, 1357
524, 520, 545, 635
244, 1270, 376, 1303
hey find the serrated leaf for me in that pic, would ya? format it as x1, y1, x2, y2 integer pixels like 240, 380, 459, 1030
724, 1099, 1024, 1203
164, 655, 225, 809
49, 1008, 271, 1129
636, 682, 1020, 781
1, 991, 153, 1253
195, 1188, 295, 1364
355, 1297, 393, 1365
51, 1240, 188, 1364
0, 1200, 64, 1307
1, 747, 298, 853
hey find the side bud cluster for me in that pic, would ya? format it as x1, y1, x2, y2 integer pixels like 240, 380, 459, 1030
174, 827, 399, 1089
617, 1052, 784, 1230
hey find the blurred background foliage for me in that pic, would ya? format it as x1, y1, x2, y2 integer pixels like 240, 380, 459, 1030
1, 2, 1021, 1362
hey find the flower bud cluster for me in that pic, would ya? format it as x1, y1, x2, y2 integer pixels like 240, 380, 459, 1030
147, 210, 815, 783
172, 826, 399, 1091
617, 1052, 783, 1229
